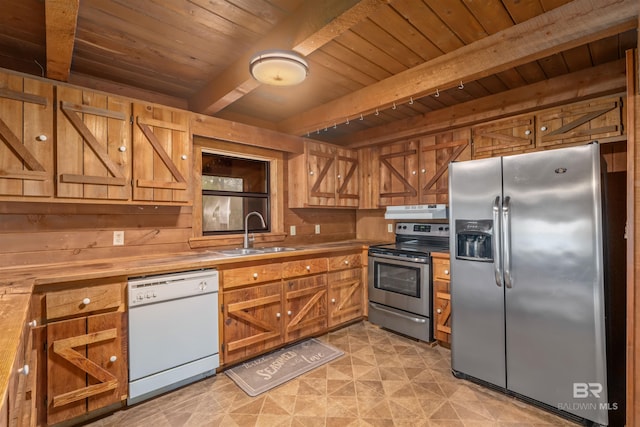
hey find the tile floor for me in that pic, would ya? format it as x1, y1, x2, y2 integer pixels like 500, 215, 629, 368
86, 321, 578, 426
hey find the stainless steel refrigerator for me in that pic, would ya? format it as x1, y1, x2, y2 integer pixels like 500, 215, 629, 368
448, 143, 624, 426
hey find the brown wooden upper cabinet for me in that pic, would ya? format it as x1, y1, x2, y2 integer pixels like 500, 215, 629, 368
56, 86, 131, 200
471, 115, 536, 159
288, 140, 359, 208
0, 71, 54, 198
535, 96, 623, 149
360, 130, 471, 208
132, 103, 191, 203
471, 95, 624, 159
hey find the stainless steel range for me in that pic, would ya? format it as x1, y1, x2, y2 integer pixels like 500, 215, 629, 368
368, 222, 449, 342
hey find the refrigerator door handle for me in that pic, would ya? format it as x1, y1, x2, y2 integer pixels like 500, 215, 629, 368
492, 196, 503, 287
502, 196, 513, 288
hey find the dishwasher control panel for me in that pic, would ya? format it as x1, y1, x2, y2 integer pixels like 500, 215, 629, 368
128, 269, 218, 306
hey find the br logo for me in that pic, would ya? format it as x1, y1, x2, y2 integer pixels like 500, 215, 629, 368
573, 382, 603, 398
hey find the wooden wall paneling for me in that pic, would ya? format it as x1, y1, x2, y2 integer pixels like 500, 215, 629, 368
0, 203, 192, 268
601, 141, 627, 173
0, 72, 54, 198
626, 47, 637, 427
283, 208, 356, 246
357, 145, 379, 209
355, 209, 393, 242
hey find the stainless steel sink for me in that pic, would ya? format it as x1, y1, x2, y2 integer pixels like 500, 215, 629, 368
218, 248, 264, 256
259, 247, 297, 253
217, 247, 298, 256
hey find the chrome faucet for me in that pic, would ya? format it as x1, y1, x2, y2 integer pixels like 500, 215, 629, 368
244, 211, 266, 249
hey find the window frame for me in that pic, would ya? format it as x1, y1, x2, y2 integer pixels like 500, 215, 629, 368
189, 137, 286, 249
201, 152, 271, 236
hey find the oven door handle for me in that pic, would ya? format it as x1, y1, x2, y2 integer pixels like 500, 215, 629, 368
368, 253, 428, 264
369, 302, 427, 324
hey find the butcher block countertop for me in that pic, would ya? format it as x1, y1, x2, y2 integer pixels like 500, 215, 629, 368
0, 240, 374, 415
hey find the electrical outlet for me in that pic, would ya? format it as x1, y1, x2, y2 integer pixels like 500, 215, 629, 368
315, 224, 321, 234
388, 223, 394, 233
113, 231, 124, 246
290, 225, 296, 236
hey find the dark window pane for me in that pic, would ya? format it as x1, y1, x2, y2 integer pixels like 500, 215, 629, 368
202, 153, 268, 193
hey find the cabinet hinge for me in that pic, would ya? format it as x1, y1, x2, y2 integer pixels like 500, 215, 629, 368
221, 343, 225, 352
130, 115, 134, 125
220, 304, 224, 313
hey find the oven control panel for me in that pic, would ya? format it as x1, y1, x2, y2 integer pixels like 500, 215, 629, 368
396, 222, 449, 236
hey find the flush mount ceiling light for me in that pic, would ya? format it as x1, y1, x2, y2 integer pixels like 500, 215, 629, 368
249, 49, 308, 86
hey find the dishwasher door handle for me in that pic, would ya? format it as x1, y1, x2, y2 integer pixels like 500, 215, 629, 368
369, 302, 427, 324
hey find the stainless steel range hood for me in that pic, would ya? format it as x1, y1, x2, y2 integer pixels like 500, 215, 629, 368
384, 204, 448, 220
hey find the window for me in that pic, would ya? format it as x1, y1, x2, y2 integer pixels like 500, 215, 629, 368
201, 153, 270, 235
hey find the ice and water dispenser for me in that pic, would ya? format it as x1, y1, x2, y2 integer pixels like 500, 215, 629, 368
455, 219, 493, 261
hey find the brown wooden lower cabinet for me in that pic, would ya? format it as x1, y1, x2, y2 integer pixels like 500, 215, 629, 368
221, 251, 365, 366
46, 311, 127, 425
432, 254, 451, 347
328, 268, 363, 327
222, 281, 284, 366
284, 275, 327, 342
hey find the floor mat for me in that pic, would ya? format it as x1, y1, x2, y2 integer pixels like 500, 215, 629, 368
224, 338, 344, 396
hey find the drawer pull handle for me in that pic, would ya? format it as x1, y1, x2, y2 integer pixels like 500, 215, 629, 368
28, 319, 37, 327
331, 298, 336, 304
305, 265, 311, 271
109, 355, 117, 363
181, 154, 187, 160
82, 298, 91, 305
36, 134, 47, 141
253, 273, 258, 279
436, 308, 442, 314
444, 269, 449, 275
344, 260, 349, 265
276, 312, 281, 318
18, 365, 29, 375
287, 310, 292, 316
118, 145, 126, 152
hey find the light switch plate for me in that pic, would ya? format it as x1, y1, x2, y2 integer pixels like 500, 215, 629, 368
113, 231, 124, 246
388, 223, 394, 233
315, 224, 321, 234
290, 225, 296, 236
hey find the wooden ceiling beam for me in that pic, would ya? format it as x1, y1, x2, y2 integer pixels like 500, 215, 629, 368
342, 59, 626, 147
45, 0, 79, 81
278, 0, 638, 137
189, 0, 389, 115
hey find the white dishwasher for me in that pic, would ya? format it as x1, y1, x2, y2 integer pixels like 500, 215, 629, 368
128, 269, 219, 405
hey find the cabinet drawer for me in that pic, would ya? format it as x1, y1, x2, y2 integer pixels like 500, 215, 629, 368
282, 258, 328, 278
328, 253, 362, 271
46, 283, 122, 320
432, 258, 450, 282
222, 264, 282, 288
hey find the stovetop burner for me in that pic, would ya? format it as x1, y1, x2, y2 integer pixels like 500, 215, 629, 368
369, 222, 450, 257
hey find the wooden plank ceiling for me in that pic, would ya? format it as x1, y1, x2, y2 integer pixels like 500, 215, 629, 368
0, 0, 636, 146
